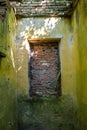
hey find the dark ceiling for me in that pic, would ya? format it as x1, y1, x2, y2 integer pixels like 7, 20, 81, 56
0, 0, 78, 17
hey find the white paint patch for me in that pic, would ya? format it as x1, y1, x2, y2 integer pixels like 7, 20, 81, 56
42, 62, 50, 67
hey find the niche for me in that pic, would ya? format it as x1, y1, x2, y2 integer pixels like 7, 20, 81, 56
28, 38, 61, 97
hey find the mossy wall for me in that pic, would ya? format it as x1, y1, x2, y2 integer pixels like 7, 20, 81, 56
16, 17, 75, 98
0, 0, 87, 129
71, 0, 87, 129
0, 9, 17, 130
16, 17, 78, 130
18, 96, 76, 130
16, 0, 87, 129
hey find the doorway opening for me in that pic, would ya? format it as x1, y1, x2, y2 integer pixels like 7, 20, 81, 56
28, 38, 61, 97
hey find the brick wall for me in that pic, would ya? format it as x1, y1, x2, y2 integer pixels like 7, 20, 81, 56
10, 0, 74, 17
29, 42, 61, 96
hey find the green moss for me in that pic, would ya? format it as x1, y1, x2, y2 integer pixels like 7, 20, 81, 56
0, 9, 17, 130
71, 0, 87, 129
18, 96, 77, 130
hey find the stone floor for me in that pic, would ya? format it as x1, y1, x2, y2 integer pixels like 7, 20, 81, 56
18, 96, 77, 130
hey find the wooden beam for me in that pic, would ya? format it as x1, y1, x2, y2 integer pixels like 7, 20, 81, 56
28, 38, 61, 44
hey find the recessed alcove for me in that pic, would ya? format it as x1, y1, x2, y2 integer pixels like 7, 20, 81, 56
28, 38, 61, 97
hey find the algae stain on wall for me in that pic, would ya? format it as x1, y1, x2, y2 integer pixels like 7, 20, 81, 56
16, 17, 77, 99
0, 9, 17, 130
71, 0, 87, 129
16, 17, 63, 98
15, 1, 87, 129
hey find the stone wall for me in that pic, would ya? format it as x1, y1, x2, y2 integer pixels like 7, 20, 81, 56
71, 0, 87, 129
12, 0, 87, 129
0, 0, 11, 54
16, 16, 75, 99
0, 0, 87, 130
0, 7, 17, 130
10, 0, 75, 17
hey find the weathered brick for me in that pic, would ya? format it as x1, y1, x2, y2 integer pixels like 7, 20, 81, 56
10, 0, 74, 17
29, 42, 61, 96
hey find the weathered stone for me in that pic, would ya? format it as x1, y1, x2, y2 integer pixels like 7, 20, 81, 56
18, 96, 76, 130
0, 5, 17, 130
0, 0, 11, 17
10, 0, 78, 17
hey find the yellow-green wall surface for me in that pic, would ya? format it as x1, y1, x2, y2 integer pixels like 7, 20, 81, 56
0, 0, 87, 129
16, 17, 74, 97
72, 0, 87, 129
16, 0, 87, 129
0, 9, 17, 130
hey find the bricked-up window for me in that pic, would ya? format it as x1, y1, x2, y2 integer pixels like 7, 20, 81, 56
28, 39, 61, 97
